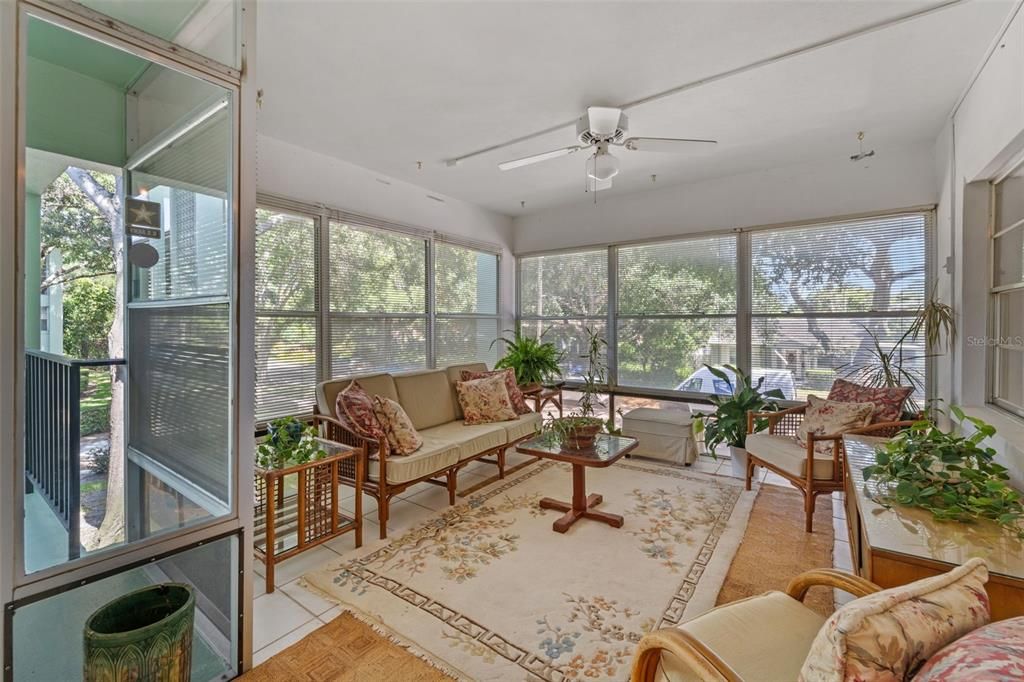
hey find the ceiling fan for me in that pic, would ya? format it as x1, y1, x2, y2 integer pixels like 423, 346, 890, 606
498, 106, 717, 191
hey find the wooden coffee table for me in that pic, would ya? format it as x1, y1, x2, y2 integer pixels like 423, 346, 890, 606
516, 434, 638, 533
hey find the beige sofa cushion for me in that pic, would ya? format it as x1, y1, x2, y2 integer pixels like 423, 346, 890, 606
420, 421, 507, 461
367, 436, 459, 484
658, 591, 826, 682
317, 373, 398, 416
504, 411, 543, 442
746, 432, 835, 480
445, 363, 488, 418
394, 370, 458, 430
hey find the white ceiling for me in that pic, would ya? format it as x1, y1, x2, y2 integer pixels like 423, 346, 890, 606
257, 0, 1014, 217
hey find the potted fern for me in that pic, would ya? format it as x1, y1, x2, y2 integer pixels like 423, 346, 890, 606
694, 365, 784, 478
493, 326, 563, 389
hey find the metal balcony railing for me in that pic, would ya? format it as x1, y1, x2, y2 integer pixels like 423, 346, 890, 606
25, 350, 125, 561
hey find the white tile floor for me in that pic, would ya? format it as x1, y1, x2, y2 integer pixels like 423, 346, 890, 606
250, 453, 840, 665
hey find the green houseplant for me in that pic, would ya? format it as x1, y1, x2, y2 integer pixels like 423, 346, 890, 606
493, 326, 564, 387
842, 287, 956, 415
693, 365, 784, 478
541, 327, 610, 450
256, 416, 328, 470
863, 407, 1024, 537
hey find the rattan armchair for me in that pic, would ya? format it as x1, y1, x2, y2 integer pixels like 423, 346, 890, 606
745, 404, 914, 532
630, 569, 883, 682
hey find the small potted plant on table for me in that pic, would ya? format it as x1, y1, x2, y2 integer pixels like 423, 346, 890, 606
694, 365, 784, 478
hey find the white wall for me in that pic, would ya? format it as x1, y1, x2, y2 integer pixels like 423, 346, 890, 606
512, 142, 938, 254
255, 134, 516, 321
933, 1, 1024, 479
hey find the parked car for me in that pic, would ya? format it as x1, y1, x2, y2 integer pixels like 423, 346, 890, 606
675, 366, 796, 400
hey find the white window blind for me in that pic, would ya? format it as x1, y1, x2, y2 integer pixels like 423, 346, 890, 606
751, 213, 927, 401
254, 208, 318, 422
992, 166, 1024, 415
328, 220, 428, 376
617, 236, 737, 391
434, 242, 500, 366
519, 249, 607, 380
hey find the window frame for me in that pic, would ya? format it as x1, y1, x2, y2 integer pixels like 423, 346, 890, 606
989, 160, 1024, 419
254, 194, 502, 423
516, 209, 934, 406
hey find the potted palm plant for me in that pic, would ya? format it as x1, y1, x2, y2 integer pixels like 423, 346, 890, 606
694, 365, 784, 478
493, 326, 564, 389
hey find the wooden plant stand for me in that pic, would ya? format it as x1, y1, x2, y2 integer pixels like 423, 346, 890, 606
254, 440, 363, 593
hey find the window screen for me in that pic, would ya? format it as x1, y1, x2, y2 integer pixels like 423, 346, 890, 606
617, 235, 737, 391
434, 242, 499, 366
254, 208, 317, 421
751, 214, 927, 401
328, 221, 428, 375
519, 249, 607, 380
993, 167, 1024, 415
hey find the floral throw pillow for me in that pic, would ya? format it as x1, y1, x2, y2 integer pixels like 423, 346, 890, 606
334, 381, 386, 443
912, 616, 1024, 681
372, 396, 423, 456
456, 373, 518, 425
827, 378, 913, 423
798, 558, 990, 682
796, 395, 874, 455
461, 368, 532, 415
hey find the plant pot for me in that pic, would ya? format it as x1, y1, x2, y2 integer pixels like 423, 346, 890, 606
84, 583, 195, 682
728, 445, 758, 480
563, 422, 602, 451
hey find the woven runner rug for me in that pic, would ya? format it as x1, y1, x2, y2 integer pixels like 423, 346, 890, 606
302, 458, 756, 681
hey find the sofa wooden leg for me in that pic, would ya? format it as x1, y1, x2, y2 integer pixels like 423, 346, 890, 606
804, 491, 815, 533
498, 449, 506, 479
378, 498, 389, 539
447, 470, 457, 505
744, 456, 753, 491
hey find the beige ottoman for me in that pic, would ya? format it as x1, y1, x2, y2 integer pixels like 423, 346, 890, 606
621, 407, 697, 466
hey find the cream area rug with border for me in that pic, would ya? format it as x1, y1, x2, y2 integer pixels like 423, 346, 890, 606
302, 458, 757, 681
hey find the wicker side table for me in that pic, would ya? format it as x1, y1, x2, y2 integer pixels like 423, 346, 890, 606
254, 439, 363, 593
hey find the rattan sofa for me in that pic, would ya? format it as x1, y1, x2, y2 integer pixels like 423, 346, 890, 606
313, 362, 542, 538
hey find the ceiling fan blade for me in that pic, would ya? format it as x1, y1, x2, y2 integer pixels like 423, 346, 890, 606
622, 137, 717, 153
498, 145, 583, 171
587, 107, 623, 137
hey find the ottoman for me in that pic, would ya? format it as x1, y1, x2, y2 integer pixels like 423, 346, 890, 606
621, 407, 697, 466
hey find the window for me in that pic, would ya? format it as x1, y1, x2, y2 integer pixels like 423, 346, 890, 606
516, 211, 929, 403
254, 208, 317, 422
992, 165, 1024, 415
751, 214, 926, 401
434, 242, 500, 367
519, 249, 607, 380
328, 221, 428, 376
617, 235, 737, 392
251, 201, 502, 422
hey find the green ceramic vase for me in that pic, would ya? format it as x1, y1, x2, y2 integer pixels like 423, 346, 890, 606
83, 583, 195, 682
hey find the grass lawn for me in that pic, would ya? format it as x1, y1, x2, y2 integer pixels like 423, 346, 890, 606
80, 369, 112, 436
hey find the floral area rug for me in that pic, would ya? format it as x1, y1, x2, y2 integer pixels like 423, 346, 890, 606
302, 458, 756, 681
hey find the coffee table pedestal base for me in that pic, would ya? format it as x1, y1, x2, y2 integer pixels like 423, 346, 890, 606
539, 463, 624, 533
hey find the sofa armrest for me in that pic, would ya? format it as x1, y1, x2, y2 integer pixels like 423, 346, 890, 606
785, 568, 882, 602
311, 413, 388, 457
631, 627, 742, 682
